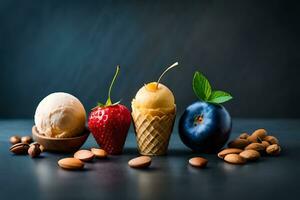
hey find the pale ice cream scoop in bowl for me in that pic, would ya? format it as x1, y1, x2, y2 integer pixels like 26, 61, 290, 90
32, 92, 89, 153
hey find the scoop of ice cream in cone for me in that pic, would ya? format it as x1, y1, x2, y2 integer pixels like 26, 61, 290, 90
131, 62, 178, 155
132, 82, 175, 116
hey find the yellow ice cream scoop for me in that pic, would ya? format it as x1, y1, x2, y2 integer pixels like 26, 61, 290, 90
133, 82, 175, 110
132, 62, 178, 116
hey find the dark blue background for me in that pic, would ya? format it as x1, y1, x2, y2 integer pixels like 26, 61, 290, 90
0, 0, 299, 118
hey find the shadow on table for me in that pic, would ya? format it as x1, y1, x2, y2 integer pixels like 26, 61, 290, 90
122, 147, 193, 157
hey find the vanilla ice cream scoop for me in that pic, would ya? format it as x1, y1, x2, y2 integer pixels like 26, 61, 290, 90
34, 92, 86, 138
133, 82, 175, 110
132, 62, 178, 116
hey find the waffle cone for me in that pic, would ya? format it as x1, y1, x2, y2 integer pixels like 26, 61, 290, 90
131, 107, 175, 156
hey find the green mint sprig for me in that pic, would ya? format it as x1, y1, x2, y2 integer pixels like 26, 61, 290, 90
192, 71, 233, 104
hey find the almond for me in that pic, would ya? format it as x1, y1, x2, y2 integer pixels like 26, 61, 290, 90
10, 143, 29, 154
245, 143, 265, 151
218, 148, 243, 159
263, 136, 279, 145
239, 150, 260, 161
224, 154, 246, 164
58, 158, 84, 170
21, 136, 32, 144
189, 157, 208, 168
228, 139, 250, 149
74, 150, 95, 162
91, 148, 108, 158
9, 136, 21, 145
266, 144, 281, 156
128, 156, 151, 168
252, 129, 267, 139
30, 142, 45, 152
261, 141, 270, 148
247, 135, 261, 143
239, 133, 249, 139
28, 144, 41, 158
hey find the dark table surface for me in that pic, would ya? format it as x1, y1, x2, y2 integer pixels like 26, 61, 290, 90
0, 119, 299, 200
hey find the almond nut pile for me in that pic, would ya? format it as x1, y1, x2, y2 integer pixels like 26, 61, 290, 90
218, 129, 281, 165
9, 135, 44, 158
58, 148, 108, 170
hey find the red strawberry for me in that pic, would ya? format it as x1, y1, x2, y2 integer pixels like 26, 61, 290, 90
88, 66, 131, 155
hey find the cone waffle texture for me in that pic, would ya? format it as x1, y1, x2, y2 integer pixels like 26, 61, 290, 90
132, 108, 175, 156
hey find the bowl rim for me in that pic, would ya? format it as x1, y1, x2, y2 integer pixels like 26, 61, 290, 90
32, 125, 89, 141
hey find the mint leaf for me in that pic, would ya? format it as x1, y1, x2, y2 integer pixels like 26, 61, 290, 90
193, 71, 212, 101
192, 70, 233, 104
208, 90, 233, 104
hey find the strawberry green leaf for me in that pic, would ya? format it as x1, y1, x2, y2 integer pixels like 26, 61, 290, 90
193, 71, 212, 101
208, 90, 233, 104
97, 102, 104, 107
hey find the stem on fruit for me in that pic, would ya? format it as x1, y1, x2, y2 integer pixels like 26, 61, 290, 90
194, 114, 204, 125
156, 62, 179, 89
106, 65, 120, 106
